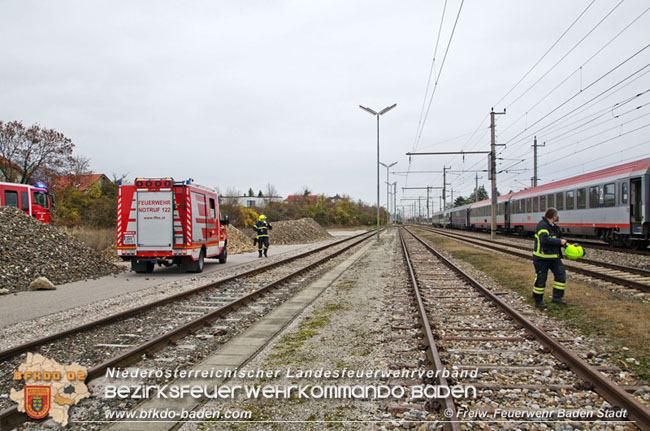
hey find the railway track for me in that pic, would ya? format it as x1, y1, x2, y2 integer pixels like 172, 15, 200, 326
0, 230, 377, 430
399, 227, 650, 430
427, 224, 650, 256
418, 226, 650, 294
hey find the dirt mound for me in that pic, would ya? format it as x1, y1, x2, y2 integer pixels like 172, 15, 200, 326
226, 225, 257, 254
0, 207, 122, 293
243, 217, 333, 245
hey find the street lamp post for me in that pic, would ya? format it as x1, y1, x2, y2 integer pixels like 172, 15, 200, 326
380, 161, 397, 224
359, 103, 397, 239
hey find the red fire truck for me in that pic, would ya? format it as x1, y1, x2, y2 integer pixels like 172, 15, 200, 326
0, 181, 53, 223
116, 178, 229, 273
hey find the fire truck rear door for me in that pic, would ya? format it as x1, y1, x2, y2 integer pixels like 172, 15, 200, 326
136, 191, 173, 249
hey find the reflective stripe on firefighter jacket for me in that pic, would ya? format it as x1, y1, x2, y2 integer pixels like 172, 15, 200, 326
532, 218, 563, 259
253, 221, 272, 238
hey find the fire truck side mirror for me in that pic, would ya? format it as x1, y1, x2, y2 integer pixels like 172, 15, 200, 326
220, 215, 230, 225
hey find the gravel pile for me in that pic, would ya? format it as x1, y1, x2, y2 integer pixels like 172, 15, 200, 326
225, 225, 256, 254
243, 217, 333, 245
0, 207, 122, 293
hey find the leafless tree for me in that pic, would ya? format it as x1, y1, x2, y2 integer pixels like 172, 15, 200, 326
264, 183, 279, 204
0, 120, 74, 184
220, 187, 242, 206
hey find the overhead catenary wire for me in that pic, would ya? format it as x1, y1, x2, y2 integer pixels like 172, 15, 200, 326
493, 0, 598, 109
502, 89, 650, 162
412, 0, 465, 151
502, 49, 650, 149
446, 0, 604, 172
421, 2, 650, 201
501, 72, 650, 160
412, 0, 449, 153
499, 3, 650, 137
406, 0, 465, 191
505, 0, 627, 110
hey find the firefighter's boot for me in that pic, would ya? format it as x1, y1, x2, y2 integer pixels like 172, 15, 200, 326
551, 288, 567, 305
533, 293, 547, 309
258, 251, 263, 258
263, 251, 268, 257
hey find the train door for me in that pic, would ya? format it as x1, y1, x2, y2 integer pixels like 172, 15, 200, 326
630, 177, 642, 235
504, 202, 510, 230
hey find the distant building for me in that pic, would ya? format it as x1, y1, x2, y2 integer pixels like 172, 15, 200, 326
220, 195, 283, 208
52, 174, 111, 192
0, 157, 24, 182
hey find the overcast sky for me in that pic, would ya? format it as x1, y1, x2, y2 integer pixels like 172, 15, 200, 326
2, 0, 649, 215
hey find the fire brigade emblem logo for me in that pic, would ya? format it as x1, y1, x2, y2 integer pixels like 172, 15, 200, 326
24, 386, 51, 419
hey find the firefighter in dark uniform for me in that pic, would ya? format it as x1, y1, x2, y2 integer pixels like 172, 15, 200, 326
253, 214, 272, 258
532, 207, 568, 309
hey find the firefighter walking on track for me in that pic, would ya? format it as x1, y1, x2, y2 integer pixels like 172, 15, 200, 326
532, 207, 568, 309
253, 214, 272, 258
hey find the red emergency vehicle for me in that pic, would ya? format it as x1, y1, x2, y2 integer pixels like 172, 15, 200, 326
116, 178, 229, 273
0, 181, 53, 223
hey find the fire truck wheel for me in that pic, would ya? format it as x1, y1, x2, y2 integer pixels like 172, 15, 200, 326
218, 246, 227, 264
195, 250, 205, 273
185, 249, 205, 273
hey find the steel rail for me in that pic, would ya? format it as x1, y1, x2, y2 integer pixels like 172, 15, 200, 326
420, 223, 650, 256
0, 230, 376, 431
398, 228, 461, 431
420, 226, 650, 278
420, 226, 650, 293
0, 229, 372, 363
404, 226, 650, 431
565, 239, 650, 256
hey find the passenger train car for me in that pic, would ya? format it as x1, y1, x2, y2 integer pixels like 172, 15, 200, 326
430, 158, 650, 248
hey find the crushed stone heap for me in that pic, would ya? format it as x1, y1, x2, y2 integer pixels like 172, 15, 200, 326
243, 217, 333, 245
225, 225, 257, 254
0, 207, 122, 293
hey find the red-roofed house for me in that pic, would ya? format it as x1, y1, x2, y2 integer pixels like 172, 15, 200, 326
52, 174, 111, 192
0, 156, 24, 182
286, 194, 318, 203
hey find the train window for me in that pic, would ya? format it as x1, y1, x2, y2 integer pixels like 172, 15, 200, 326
604, 183, 615, 207
540, 195, 546, 211
556, 192, 563, 210
566, 191, 574, 209
533, 197, 538, 212
21, 191, 29, 212
577, 188, 586, 209
526, 198, 531, 213
4, 191, 18, 208
589, 186, 600, 208
621, 182, 628, 204
517, 199, 522, 213
547, 194, 554, 209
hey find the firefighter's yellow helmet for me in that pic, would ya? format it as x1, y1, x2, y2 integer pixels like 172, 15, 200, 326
565, 244, 584, 260
259, 214, 266, 221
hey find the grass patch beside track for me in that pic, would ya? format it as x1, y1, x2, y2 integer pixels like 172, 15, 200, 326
412, 227, 650, 383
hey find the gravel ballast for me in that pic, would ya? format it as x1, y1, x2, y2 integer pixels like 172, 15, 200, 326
0, 207, 121, 293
